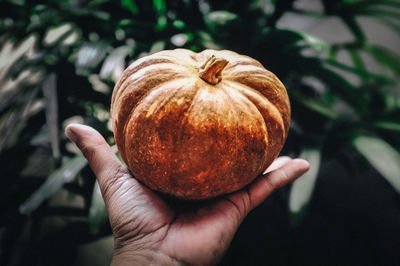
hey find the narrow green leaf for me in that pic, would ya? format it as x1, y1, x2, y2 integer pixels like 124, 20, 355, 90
89, 181, 108, 234
365, 44, 400, 75
43, 23, 74, 46
155, 16, 167, 31
342, 16, 365, 41
149, 40, 165, 54
295, 94, 340, 119
348, 49, 364, 70
100, 45, 133, 81
296, 31, 330, 53
205, 10, 238, 26
324, 59, 394, 84
328, 47, 338, 60
353, 135, 400, 193
377, 17, 400, 36
0, 87, 40, 152
204, 10, 238, 32
197, 31, 223, 50
21, 146, 56, 177
170, 33, 193, 47
0, 35, 35, 71
373, 121, 400, 132
357, 0, 400, 7
313, 66, 365, 111
173, 20, 185, 30
121, 0, 138, 14
363, 9, 400, 20
289, 148, 321, 227
75, 42, 109, 76
19, 156, 87, 215
42, 73, 60, 159
153, 0, 166, 15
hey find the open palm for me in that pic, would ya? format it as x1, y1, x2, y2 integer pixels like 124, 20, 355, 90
65, 124, 309, 265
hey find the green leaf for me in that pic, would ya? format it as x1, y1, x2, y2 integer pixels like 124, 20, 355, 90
149, 40, 165, 54
324, 59, 394, 84
373, 121, 400, 132
170, 33, 193, 47
21, 146, 56, 177
205, 10, 238, 26
153, 0, 167, 30
43, 23, 74, 46
0, 87, 40, 152
19, 155, 88, 215
294, 93, 340, 119
121, 0, 138, 14
342, 16, 365, 41
377, 16, 400, 36
296, 31, 330, 54
289, 148, 321, 227
153, 0, 166, 15
353, 135, 400, 194
100, 45, 133, 81
348, 49, 364, 70
204, 10, 238, 32
365, 44, 400, 75
75, 42, 109, 76
313, 66, 365, 112
358, 0, 400, 7
42, 73, 60, 159
173, 20, 185, 29
197, 30, 223, 50
363, 9, 400, 20
155, 15, 167, 31
88, 181, 108, 234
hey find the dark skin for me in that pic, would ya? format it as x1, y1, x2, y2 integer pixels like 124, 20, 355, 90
65, 123, 309, 265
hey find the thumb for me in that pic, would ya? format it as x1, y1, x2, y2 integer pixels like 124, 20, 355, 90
248, 159, 310, 209
65, 123, 125, 192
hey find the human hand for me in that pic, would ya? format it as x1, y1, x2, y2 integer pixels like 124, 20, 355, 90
65, 123, 309, 266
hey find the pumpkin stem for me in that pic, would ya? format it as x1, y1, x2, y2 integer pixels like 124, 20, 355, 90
199, 55, 229, 85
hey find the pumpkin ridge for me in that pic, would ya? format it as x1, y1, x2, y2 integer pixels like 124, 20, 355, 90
112, 66, 190, 127
224, 60, 263, 71
224, 69, 269, 81
112, 63, 190, 117
111, 57, 176, 108
225, 80, 289, 171
142, 78, 197, 119
226, 73, 290, 134
228, 79, 288, 134
220, 83, 271, 174
122, 80, 204, 194
118, 78, 194, 162
112, 75, 172, 149
183, 81, 203, 118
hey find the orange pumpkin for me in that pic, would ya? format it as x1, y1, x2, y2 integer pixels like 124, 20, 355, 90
110, 49, 290, 200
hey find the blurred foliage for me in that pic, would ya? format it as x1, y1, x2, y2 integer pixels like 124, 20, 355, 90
0, 0, 399, 265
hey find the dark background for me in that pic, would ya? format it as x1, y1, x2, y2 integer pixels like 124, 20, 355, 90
0, 0, 399, 265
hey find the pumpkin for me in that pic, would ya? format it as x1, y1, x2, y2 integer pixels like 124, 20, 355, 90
110, 49, 290, 200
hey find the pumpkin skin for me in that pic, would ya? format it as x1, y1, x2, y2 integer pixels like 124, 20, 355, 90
110, 49, 290, 200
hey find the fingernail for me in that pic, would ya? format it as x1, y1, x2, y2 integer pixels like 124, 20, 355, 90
292, 158, 311, 172
275, 156, 292, 164
65, 123, 93, 143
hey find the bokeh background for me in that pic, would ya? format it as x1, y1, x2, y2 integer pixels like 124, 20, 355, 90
1, 0, 399, 265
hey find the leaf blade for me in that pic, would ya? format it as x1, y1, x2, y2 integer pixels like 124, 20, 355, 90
18, 155, 88, 215
88, 181, 108, 234
353, 135, 400, 193
289, 148, 321, 227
